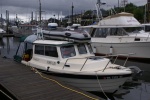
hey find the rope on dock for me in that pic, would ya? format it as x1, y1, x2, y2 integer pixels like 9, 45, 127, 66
31, 67, 99, 100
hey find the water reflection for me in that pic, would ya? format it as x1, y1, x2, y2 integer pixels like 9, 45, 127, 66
0, 37, 20, 58
0, 37, 150, 100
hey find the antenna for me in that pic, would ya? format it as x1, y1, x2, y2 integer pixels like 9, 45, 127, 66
39, 0, 41, 27
121, 0, 128, 12
96, 0, 106, 21
71, 2, 74, 25
37, 0, 43, 40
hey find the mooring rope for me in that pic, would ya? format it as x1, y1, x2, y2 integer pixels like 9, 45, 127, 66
31, 67, 99, 100
95, 72, 110, 100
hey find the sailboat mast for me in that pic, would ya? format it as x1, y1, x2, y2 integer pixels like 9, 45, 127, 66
39, 0, 41, 27
96, 0, 103, 20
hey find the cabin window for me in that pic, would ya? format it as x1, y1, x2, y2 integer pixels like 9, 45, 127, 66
87, 44, 93, 54
145, 26, 150, 32
45, 46, 58, 57
77, 44, 87, 54
109, 28, 127, 36
35, 45, 44, 55
94, 28, 107, 38
60, 45, 76, 58
123, 27, 143, 34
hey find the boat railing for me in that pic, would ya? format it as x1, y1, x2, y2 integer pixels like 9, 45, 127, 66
101, 53, 135, 72
63, 53, 135, 72
62, 57, 90, 71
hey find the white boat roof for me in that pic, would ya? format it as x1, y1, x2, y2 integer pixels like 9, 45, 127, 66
33, 40, 72, 45
81, 24, 143, 28
97, 12, 141, 26
142, 23, 150, 26
102, 12, 133, 19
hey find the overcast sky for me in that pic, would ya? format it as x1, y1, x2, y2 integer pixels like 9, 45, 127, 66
0, 0, 147, 22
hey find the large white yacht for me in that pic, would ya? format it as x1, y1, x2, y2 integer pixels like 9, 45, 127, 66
83, 12, 150, 59
14, 29, 133, 93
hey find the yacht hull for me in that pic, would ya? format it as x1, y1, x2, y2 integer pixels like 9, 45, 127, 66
92, 42, 150, 59
22, 59, 132, 93
53, 75, 130, 93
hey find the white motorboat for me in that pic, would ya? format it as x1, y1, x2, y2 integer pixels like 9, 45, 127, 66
14, 29, 133, 93
82, 12, 150, 59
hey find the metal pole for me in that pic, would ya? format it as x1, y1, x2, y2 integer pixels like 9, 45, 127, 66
148, 0, 150, 22
39, 0, 41, 27
118, 0, 120, 13
124, 0, 125, 12
6, 10, 9, 34
71, 2, 74, 25
0, 13, 2, 27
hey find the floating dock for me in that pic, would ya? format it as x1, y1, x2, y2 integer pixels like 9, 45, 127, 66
0, 57, 101, 100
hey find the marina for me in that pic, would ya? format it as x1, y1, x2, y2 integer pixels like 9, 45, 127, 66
0, 36, 150, 100
0, 0, 150, 100
0, 44, 100, 100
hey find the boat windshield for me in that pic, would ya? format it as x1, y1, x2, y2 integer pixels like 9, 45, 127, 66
77, 44, 87, 54
123, 27, 144, 34
60, 45, 76, 58
87, 44, 93, 54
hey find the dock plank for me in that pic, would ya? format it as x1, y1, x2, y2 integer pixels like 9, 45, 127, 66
0, 57, 101, 100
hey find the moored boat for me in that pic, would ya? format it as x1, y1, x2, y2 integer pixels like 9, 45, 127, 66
82, 12, 150, 60
14, 29, 133, 93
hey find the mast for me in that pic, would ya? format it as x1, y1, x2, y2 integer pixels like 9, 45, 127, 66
96, 0, 105, 20
71, 2, 74, 25
37, 0, 43, 39
39, 0, 41, 27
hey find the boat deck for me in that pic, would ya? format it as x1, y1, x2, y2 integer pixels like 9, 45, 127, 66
0, 57, 101, 100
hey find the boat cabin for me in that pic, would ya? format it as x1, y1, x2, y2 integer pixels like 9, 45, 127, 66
23, 40, 94, 62
14, 28, 92, 63
83, 25, 144, 38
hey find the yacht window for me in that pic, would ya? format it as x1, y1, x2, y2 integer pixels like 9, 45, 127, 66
123, 27, 143, 34
45, 46, 58, 57
77, 44, 87, 54
60, 45, 76, 58
109, 28, 127, 36
35, 45, 44, 55
94, 28, 107, 38
145, 26, 150, 32
87, 44, 93, 54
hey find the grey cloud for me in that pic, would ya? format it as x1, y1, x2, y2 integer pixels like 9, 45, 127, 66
0, 0, 147, 19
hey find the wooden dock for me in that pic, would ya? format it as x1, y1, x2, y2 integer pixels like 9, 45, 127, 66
0, 57, 101, 100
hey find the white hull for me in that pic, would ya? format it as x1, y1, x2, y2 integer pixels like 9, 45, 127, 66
54, 76, 130, 93
92, 41, 150, 59
22, 60, 131, 93
20, 38, 132, 93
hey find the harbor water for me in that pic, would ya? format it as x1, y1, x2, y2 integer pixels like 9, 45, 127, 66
0, 37, 150, 100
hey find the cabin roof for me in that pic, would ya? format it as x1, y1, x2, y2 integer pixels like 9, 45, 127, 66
33, 40, 72, 45
103, 12, 133, 20
81, 25, 143, 28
